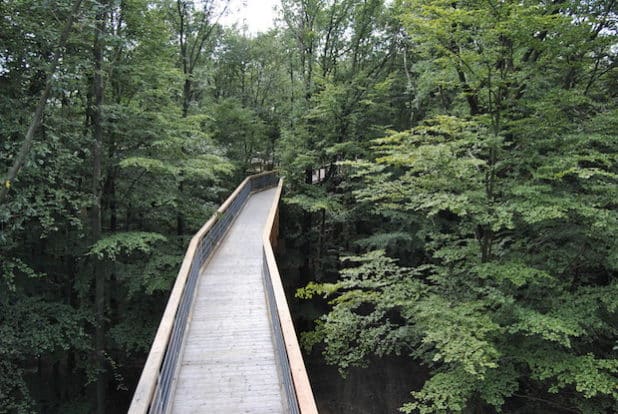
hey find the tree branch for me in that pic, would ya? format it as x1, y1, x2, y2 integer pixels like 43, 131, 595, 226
0, 0, 84, 205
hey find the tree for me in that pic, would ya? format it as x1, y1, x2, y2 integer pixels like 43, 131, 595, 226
0, 1, 233, 411
0, 0, 83, 205
210, 30, 291, 174
298, 0, 618, 412
170, 0, 231, 236
175, 0, 230, 117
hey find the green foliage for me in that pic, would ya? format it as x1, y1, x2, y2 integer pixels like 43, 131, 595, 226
1, 0, 616, 411
138, 253, 183, 295
1, 258, 42, 292
108, 311, 160, 355
472, 262, 553, 288
477, 363, 520, 411
401, 368, 475, 414
0, 295, 91, 412
88, 232, 167, 261
286, 184, 343, 214
307, 112, 616, 411
0, 297, 90, 358
0, 0, 237, 411
296, 0, 618, 410
210, 98, 269, 173
524, 350, 618, 399
0, 360, 33, 414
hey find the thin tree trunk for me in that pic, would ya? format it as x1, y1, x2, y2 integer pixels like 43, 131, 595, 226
92, 2, 107, 412
182, 78, 192, 118
402, 47, 415, 127
178, 35, 191, 238
0, 0, 83, 204
317, 208, 325, 268
177, 178, 185, 237
177, 70, 187, 239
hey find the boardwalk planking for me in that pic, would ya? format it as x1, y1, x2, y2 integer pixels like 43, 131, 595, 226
169, 188, 286, 414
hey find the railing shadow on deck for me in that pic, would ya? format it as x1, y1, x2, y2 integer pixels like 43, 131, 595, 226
128, 171, 318, 414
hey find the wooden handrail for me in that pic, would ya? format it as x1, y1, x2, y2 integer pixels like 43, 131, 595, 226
263, 179, 319, 414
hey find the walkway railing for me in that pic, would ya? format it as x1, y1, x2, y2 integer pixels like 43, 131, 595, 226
263, 179, 319, 414
129, 171, 317, 414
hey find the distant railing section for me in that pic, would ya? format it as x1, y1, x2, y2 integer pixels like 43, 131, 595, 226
311, 167, 327, 184
263, 180, 319, 414
129, 171, 278, 414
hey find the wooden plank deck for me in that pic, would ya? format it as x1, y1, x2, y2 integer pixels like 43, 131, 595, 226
169, 188, 286, 413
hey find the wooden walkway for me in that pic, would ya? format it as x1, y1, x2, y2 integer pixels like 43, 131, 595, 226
169, 188, 286, 413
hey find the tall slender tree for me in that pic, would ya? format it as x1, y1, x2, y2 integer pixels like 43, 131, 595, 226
0, 0, 83, 205
90, 1, 108, 412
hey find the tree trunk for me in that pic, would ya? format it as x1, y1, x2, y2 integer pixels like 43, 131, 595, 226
92, 2, 107, 413
177, 178, 185, 238
182, 77, 192, 118
305, 168, 313, 185
178, 74, 190, 238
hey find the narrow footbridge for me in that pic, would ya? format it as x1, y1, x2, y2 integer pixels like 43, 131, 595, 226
129, 172, 318, 414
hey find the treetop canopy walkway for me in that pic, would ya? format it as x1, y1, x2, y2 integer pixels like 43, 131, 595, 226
129, 172, 318, 414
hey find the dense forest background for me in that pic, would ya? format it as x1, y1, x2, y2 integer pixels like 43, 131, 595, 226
1, 0, 616, 413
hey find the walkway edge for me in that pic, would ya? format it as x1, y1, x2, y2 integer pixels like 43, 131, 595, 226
263, 179, 319, 414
